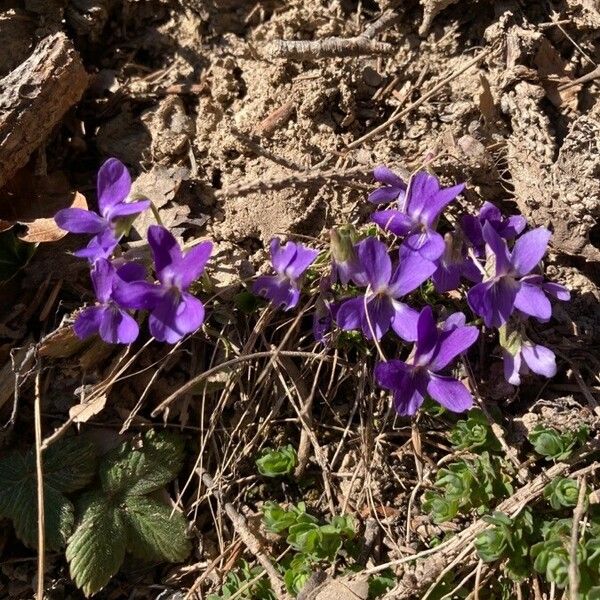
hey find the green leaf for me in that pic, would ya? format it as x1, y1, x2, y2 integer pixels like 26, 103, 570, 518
100, 430, 185, 496
448, 410, 501, 452
528, 426, 588, 461
44, 437, 97, 492
66, 491, 127, 597
256, 445, 297, 478
123, 495, 191, 562
544, 478, 581, 510
66, 430, 190, 596
0, 438, 96, 550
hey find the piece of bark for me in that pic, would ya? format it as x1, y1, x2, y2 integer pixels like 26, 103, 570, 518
0, 32, 88, 189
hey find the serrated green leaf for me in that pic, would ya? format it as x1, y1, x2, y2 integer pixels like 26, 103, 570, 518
44, 437, 97, 492
0, 438, 95, 550
123, 495, 191, 562
100, 430, 184, 496
67, 491, 127, 597
11, 483, 74, 550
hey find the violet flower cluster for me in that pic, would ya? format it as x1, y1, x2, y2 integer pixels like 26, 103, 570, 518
57, 158, 571, 418
55, 158, 212, 345
254, 165, 570, 416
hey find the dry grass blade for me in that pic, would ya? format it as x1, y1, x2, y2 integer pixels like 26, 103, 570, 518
34, 366, 45, 600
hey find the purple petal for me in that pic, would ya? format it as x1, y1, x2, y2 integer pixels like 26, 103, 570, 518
147, 225, 182, 276
371, 210, 413, 236
362, 296, 395, 340
113, 281, 163, 310
373, 165, 406, 188
414, 306, 439, 362
543, 281, 571, 301
503, 349, 522, 385
432, 262, 462, 293
403, 230, 445, 261
427, 374, 473, 413
503, 215, 527, 237
389, 247, 436, 297
179, 241, 213, 289
336, 297, 365, 331
405, 172, 440, 218
461, 214, 483, 250
482, 222, 511, 275
116, 261, 146, 283
73, 306, 104, 339
99, 306, 139, 344
514, 281, 552, 321
420, 183, 465, 225
175, 292, 205, 336
284, 244, 319, 280
55, 208, 106, 234
374, 360, 425, 416
97, 158, 132, 214
147, 292, 205, 343
510, 227, 551, 277
521, 343, 557, 378
390, 301, 420, 341
368, 187, 405, 204
105, 199, 151, 221
467, 278, 518, 328
253, 275, 299, 310
356, 237, 392, 292
90, 258, 115, 303
73, 229, 119, 262
270, 239, 297, 274
429, 324, 479, 372
442, 312, 466, 330
479, 202, 502, 222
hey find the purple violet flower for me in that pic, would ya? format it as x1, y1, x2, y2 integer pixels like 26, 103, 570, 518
116, 226, 212, 343
432, 231, 480, 293
461, 201, 527, 258
499, 320, 557, 385
253, 239, 319, 311
371, 171, 465, 261
467, 224, 570, 328
374, 307, 479, 416
55, 158, 150, 262
368, 165, 407, 204
335, 237, 436, 341
74, 258, 145, 344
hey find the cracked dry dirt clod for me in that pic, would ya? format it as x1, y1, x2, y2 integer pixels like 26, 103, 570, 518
0, 32, 88, 189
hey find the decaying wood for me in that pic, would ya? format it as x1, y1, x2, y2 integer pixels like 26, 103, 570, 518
264, 10, 397, 60
0, 32, 88, 189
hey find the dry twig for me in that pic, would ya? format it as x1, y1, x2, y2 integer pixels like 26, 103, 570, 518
264, 10, 398, 60
200, 470, 290, 599
34, 366, 45, 600
568, 477, 588, 600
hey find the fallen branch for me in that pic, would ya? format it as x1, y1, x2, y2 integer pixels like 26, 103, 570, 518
0, 32, 88, 189
263, 10, 397, 60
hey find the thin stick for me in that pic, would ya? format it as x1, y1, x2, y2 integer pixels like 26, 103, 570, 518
200, 471, 290, 599
346, 48, 492, 150
568, 476, 587, 600
34, 367, 45, 600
